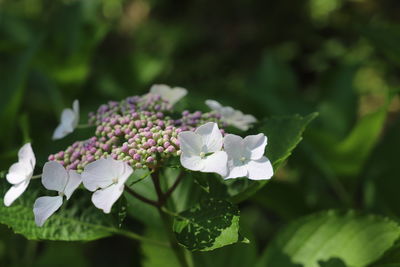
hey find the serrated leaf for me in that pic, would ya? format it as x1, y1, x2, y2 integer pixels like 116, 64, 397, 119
0, 182, 132, 241
230, 112, 317, 203
257, 210, 400, 267
173, 198, 247, 251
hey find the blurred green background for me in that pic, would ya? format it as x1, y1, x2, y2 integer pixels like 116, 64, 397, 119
1, 0, 400, 266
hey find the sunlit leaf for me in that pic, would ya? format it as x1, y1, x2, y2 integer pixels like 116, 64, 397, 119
173, 198, 247, 251
257, 210, 400, 267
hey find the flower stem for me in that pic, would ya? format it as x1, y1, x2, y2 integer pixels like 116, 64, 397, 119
76, 124, 92, 129
31, 174, 42, 179
124, 186, 159, 207
152, 170, 191, 267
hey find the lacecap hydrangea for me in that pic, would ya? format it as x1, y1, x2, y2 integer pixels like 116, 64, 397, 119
3, 84, 273, 227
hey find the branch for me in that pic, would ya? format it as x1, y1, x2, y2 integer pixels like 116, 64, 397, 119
160, 172, 184, 206
125, 186, 159, 207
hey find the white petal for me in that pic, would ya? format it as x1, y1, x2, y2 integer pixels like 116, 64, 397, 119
18, 143, 36, 168
178, 131, 202, 156
224, 134, 245, 161
3, 180, 30, 207
33, 196, 63, 227
52, 123, 73, 140
247, 156, 273, 180
82, 158, 132, 191
64, 170, 82, 200
205, 99, 223, 111
231, 113, 257, 131
42, 161, 68, 193
150, 84, 187, 106
195, 122, 223, 152
201, 151, 228, 176
244, 133, 267, 160
52, 107, 76, 140
91, 183, 124, 213
180, 154, 204, 171
225, 162, 248, 179
72, 99, 80, 128
6, 162, 32, 184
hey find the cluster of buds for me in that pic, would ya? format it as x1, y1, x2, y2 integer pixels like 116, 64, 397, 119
50, 111, 185, 172
175, 110, 226, 131
88, 94, 171, 126
49, 90, 226, 172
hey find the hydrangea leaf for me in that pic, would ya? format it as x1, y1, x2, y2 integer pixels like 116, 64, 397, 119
230, 112, 318, 203
256, 210, 400, 267
141, 227, 180, 267
173, 198, 248, 251
0, 182, 132, 241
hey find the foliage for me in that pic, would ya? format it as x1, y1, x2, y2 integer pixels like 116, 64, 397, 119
1, 0, 400, 266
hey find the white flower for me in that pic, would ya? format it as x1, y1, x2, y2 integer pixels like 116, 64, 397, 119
52, 99, 80, 140
178, 122, 228, 176
82, 158, 133, 213
4, 143, 36, 207
33, 161, 81, 227
205, 100, 257, 131
149, 84, 187, 106
224, 133, 273, 180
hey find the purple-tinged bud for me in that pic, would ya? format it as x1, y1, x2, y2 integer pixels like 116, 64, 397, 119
148, 139, 156, 146
167, 146, 176, 153
157, 147, 164, 153
114, 128, 122, 136
182, 110, 190, 116
121, 143, 129, 153
146, 156, 154, 163
133, 154, 141, 161
150, 147, 157, 153
144, 132, 153, 139
164, 142, 171, 149
102, 144, 110, 151
134, 120, 142, 128
157, 120, 165, 127
48, 155, 55, 161
129, 149, 136, 157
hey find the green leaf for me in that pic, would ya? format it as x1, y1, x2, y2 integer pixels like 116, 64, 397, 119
308, 106, 387, 177
0, 182, 133, 241
230, 112, 318, 203
173, 198, 247, 252
141, 227, 181, 267
257, 210, 400, 267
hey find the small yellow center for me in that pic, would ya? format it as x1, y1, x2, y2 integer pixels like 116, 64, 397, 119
240, 157, 247, 162
199, 152, 206, 158
112, 177, 119, 184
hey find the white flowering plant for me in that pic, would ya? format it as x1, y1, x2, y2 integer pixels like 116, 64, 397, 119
0, 84, 317, 266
